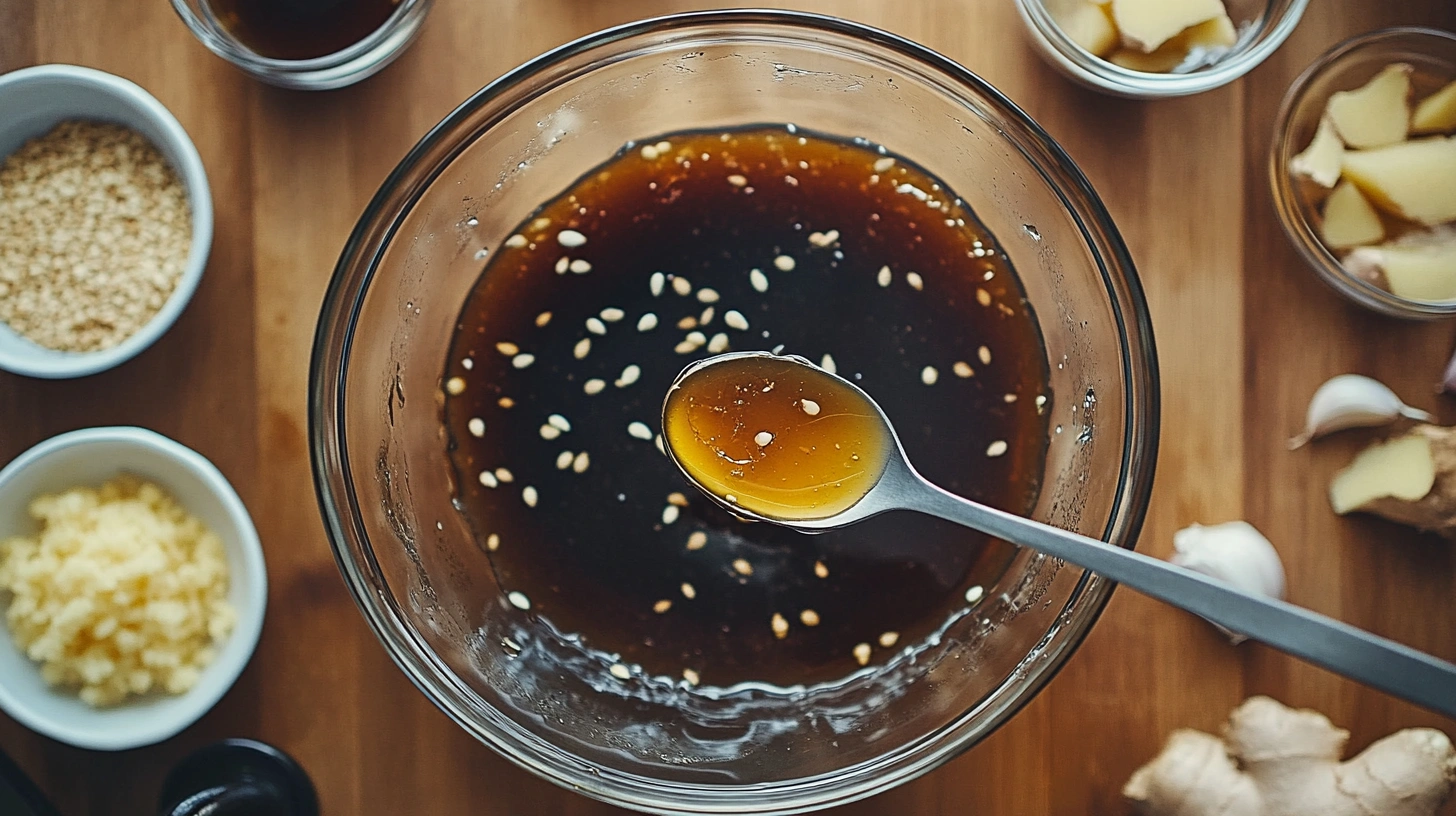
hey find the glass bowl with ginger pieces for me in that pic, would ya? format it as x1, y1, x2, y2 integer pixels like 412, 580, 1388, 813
1272, 27, 1456, 320
1017, 0, 1307, 98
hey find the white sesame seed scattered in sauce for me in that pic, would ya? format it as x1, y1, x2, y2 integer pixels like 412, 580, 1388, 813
662, 505, 680, 525
686, 531, 707, 551
677, 316, 698, 331
724, 310, 749, 331
906, 272, 924, 290
628, 421, 653, 440
583, 378, 606, 395
600, 307, 625, 322
771, 613, 789, 639
446, 376, 466, 395
495, 467, 514, 483
650, 271, 665, 296
671, 277, 692, 296
696, 287, 720, 304
707, 333, 729, 353
498, 397, 514, 408
487, 533, 500, 551
535, 311, 552, 327
873, 157, 896, 173
965, 585, 985, 603
478, 470, 498, 488
667, 492, 688, 507
570, 259, 592, 274
726, 174, 748, 187
820, 354, 837, 374
522, 486, 538, 507
508, 591, 531, 610
749, 268, 769, 292
686, 331, 707, 347
976, 288, 992, 306
572, 451, 590, 473
773, 255, 796, 272
468, 417, 486, 437
986, 440, 1008, 458
616, 364, 641, 387
674, 339, 697, 354
754, 431, 774, 447
547, 413, 571, 432
699, 306, 715, 325
557, 229, 587, 247
681, 582, 697, 599
530, 217, 551, 232
1004, 393, 1018, 403
609, 663, 630, 680
573, 338, 591, 359
637, 313, 658, 331
853, 643, 871, 666
953, 361, 974, 378
540, 424, 561, 440
808, 229, 840, 248
653, 599, 672, 614
814, 560, 828, 578
800, 609, 820, 627
801, 399, 820, 416
586, 317, 607, 335
555, 256, 570, 274
732, 558, 753, 576
504, 234, 527, 248
461, 358, 474, 370
512, 353, 535, 369
641, 145, 660, 160
921, 366, 939, 385
556, 450, 573, 470
878, 631, 899, 648
876, 266, 891, 287
1035, 395, 1048, 412
682, 668, 700, 686
978, 346, 992, 365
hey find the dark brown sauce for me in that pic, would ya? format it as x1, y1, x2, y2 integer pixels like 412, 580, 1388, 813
443, 127, 1051, 688
207, 0, 400, 60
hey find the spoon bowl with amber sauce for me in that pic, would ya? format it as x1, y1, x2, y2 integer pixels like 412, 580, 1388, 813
663, 351, 1456, 717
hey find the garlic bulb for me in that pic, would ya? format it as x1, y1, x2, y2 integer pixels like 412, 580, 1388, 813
1171, 521, 1286, 645
1288, 374, 1433, 449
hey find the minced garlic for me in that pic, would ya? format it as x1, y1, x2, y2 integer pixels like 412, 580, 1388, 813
0, 476, 235, 706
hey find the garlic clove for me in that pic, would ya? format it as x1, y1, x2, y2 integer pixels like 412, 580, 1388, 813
1288, 374, 1434, 449
1171, 521, 1286, 645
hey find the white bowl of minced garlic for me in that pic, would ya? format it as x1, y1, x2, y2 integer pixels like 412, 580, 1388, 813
0, 64, 212, 379
0, 427, 265, 751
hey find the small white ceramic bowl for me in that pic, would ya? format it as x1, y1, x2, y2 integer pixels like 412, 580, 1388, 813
0, 427, 266, 751
0, 64, 213, 379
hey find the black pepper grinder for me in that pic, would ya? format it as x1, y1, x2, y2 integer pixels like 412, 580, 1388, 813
157, 739, 318, 816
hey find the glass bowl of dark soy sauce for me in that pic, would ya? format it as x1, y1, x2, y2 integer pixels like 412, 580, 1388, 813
311, 10, 1159, 814
171, 0, 431, 89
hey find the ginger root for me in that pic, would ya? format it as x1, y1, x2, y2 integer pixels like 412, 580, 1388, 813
1125, 696, 1456, 816
1331, 424, 1456, 539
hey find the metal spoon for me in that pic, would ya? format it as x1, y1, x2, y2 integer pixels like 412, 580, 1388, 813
662, 351, 1456, 718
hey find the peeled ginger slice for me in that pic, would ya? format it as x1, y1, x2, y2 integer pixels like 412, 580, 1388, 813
1110, 0, 1225, 53
1341, 136, 1456, 225
1291, 118, 1344, 188
1326, 64, 1412, 149
1330, 434, 1436, 515
1048, 0, 1119, 57
1412, 79, 1456, 135
1320, 181, 1384, 249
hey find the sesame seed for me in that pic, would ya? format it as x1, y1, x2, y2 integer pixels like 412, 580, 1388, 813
494, 467, 514, 483
707, 333, 729, 353
978, 346, 992, 365
724, 310, 749, 331
732, 558, 753, 576
727, 174, 749, 188
853, 643, 871, 666
600, 307, 625, 322
446, 376, 466, 395
641, 144, 660, 160
677, 316, 698, 330
906, 272, 924, 290
555, 256, 570, 274
965, 585, 984, 603
874, 157, 896, 173
496, 341, 519, 356
662, 505, 680, 524
609, 663, 630, 680
807, 229, 840, 248
586, 317, 607, 335
1004, 393, 1018, 403
953, 361, 974, 378
801, 399, 820, 416
921, 366, 939, 385
498, 397, 515, 408
976, 288, 992, 306
468, 418, 486, 437
686, 331, 707, 347
986, 440, 1008, 457
800, 609, 820, 626
749, 268, 769, 292
628, 421, 653, 440
615, 364, 641, 387
671, 276, 692, 296
508, 591, 531, 610
504, 234, 527, 248
773, 254, 796, 272
572, 451, 590, 473
556, 450, 573, 469
540, 424, 561, 440
583, 378, 606, 395
650, 271, 665, 296
699, 306, 715, 325
686, 531, 707, 550
674, 339, 697, 354
574, 337, 591, 359
878, 631, 899, 648
814, 560, 828, 578
1035, 395, 1048, 412
667, 492, 689, 507
487, 533, 500, 551
654, 599, 673, 614
557, 229, 587, 247
682, 668, 700, 686
820, 354, 837, 374
512, 353, 535, 369
681, 582, 697, 599
535, 311, 552, 327
637, 313, 658, 331
876, 266, 891, 287
530, 217, 551, 232
771, 613, 789, 639
522, 486, 538, 507
547, 413, 571, 432
478, 470, 498, 488
754, 431, 773, 446
461, 357, 474, 370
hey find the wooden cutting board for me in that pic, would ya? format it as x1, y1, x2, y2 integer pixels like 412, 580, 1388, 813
1, 0, 1454, 813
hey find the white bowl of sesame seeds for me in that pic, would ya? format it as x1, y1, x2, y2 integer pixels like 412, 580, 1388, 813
0, 64, 212, 379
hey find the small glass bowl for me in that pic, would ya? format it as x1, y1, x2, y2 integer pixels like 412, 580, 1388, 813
1016, 0, 1308, 98
1271, 27, 1456, 320
170, 0, 433, 90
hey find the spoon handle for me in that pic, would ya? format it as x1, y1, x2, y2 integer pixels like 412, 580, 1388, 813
902, 477, 1456, 719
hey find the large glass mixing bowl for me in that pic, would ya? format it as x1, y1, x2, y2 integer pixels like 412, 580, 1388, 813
310, 11, 1159, 814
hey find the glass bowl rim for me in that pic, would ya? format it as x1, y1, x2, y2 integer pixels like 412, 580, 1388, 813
1269, 25, 1456, 320
308, 9, 1162, 813
169, 0, 429, 71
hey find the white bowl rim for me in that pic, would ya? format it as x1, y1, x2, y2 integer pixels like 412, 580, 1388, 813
0, 64, 214, 380
0, 426, 266, 750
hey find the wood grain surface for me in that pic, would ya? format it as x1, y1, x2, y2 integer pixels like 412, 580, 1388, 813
3, 1, 1456, 813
